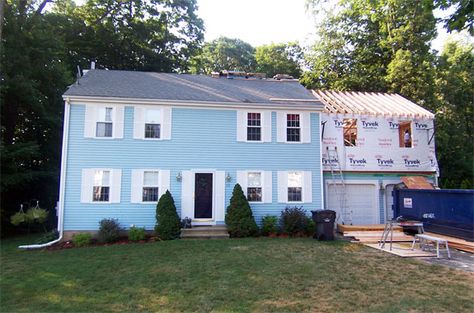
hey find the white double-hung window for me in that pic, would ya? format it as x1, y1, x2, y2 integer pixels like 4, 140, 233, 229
144, 109, 161, 139
237, 170, 272, 203
134, 106, 171, 140
142, 171, 159, 202
236, 110, 271, 142
277, 111, 311, 143
84, 105, 124, 139
278, 171, 312, 203
131, 169, 170, 203
81, 169, 122, 203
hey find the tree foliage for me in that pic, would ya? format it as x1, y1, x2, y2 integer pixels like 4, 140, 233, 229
155, 190, 181, 240
434, 0, 474, 35
190, 37, 256, 74
255, 42, 303, 78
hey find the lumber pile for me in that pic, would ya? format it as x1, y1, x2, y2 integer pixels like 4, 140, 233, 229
343, 230, 413, 243
337, 224, 402, 233
424, 232, 474, 253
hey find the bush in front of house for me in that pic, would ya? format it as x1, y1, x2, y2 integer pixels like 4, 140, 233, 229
306, 217, 316, 236
261, 215, 279, 236
98, 218, 122, 243
155, 190, 181, 240
128, 225, 147, 241
280, 206, 309, 236
73, 233, 92, 247
225, 184, 259, 237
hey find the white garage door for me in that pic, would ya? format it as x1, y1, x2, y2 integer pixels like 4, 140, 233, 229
327, 184, 378, 225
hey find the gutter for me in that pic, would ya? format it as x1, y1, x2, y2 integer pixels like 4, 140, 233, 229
19, 99, 70, 249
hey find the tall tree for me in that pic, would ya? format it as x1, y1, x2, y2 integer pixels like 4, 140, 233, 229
302, 0, 437, 106
189, 37, 256, 74
255, 42, 304, 78
1, 0, 73, 230
434, 39, 474, 188
435, 0, 474, 35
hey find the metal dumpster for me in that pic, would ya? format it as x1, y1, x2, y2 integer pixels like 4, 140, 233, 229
393, 189, 474, 241
311, 210, 336, 241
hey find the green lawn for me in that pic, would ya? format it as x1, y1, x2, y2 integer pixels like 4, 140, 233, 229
1, 236, 473, 313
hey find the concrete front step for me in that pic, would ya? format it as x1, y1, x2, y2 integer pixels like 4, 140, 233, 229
181, 226, 229, 239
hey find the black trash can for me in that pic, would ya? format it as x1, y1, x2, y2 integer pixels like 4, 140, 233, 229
311, 210, 336, 241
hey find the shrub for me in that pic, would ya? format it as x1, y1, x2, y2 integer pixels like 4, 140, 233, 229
155, 191, 181, 240
35, 230, 59, 244
225, 184, 259, 237
306, 217, 316, 236
128, 225, 147, 241
98, 218, 122, 243
73, 233, 92, 247
280, 206, 308, 236
261, 215, 279, 236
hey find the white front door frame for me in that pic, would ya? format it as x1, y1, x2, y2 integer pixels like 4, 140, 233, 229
191, 169, 216, 225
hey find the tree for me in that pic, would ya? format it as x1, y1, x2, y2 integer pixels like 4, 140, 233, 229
189, 37, 256, 74
155, 190, 181, 240
225, 184, 258, 238
255, 42, 303, 78
302, 0, 437, 103
434, 39, 474, 188
1, 0, 73, 232
51, 0, 205, 72
434, 0, 474, 35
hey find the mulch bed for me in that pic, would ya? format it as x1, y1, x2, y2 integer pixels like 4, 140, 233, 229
46, 236, 159, 251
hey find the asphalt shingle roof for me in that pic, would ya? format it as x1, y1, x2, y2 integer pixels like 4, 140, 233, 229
64, 70, 320, 106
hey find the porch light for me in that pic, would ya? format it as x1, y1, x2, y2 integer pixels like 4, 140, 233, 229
226, 173, 232, 182
176, 172, 182, 182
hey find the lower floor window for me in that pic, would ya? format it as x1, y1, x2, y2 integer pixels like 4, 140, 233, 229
142, 187, 159, 202
247, 187, 262, 202
288, 187, 302, 202
93, 186, 110, 202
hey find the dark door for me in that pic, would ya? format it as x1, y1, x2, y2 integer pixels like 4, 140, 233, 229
194, 173, 213, 218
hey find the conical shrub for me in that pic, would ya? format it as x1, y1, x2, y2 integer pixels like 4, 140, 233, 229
155, 190, 181, 240
225, 184, 258, 237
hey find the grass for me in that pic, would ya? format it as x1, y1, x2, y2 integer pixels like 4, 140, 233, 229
1, 236, 473, 313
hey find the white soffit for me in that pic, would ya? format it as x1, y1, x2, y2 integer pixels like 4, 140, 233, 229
313, 90, 435, 119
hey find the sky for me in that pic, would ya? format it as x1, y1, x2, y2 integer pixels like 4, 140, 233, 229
197, 0, 463, 53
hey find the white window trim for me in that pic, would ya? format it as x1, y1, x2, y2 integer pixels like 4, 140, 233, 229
247, 171, 263, 203
237, 170, 272, 203
131, 169, 170, 204
134, 106, 172, 140
92, 169, 111, 203
81, 168, 121, 204
84, 104, 124, 139
277, 111, 311, 144
277, 170, 312, 204
237, 110, 272, 143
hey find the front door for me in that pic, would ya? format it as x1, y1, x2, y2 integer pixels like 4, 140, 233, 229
194, 173, 213, 219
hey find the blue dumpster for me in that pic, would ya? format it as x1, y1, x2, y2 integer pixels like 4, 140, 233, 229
393, 189, 474, 241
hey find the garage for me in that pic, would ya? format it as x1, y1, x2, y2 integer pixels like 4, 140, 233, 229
327, 183, 378, 225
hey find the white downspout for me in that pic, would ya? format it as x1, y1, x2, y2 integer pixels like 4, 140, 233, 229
19, 99, 70, 249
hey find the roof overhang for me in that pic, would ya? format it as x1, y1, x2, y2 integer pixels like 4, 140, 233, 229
63, 95, 325, 111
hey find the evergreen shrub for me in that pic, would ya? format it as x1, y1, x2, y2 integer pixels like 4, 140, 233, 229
128, 225, 147, 241
98, 218, 122, 243
225, 184, 258, 237
155, 191, 181, 240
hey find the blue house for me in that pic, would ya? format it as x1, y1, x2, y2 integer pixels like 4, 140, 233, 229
58, 70, 324, 238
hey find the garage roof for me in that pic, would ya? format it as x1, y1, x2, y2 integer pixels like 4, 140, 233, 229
313, 90, 434, 119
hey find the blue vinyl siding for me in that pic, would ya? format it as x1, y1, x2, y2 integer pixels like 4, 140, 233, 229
64, 105, 322, 230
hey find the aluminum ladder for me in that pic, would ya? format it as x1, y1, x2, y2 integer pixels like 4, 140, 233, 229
326, 146, 352, 225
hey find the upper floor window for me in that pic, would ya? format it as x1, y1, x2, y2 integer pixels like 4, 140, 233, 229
93, 170, 110, 202
84, 105, 124, 139
247, 172, 262, 202
96, 107, 113, 137
343, 118, 357, 146
133, 106, 171, 140
143, 171, 159, 202
145, 109, 161, 139
287, 171, 302, 202
399, 121, 412, 148
247, 113, 261, 141
287, 114, 301, 142
237, 110, 271, 142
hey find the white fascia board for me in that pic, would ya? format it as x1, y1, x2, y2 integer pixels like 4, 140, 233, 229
63, 95, 325, 112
